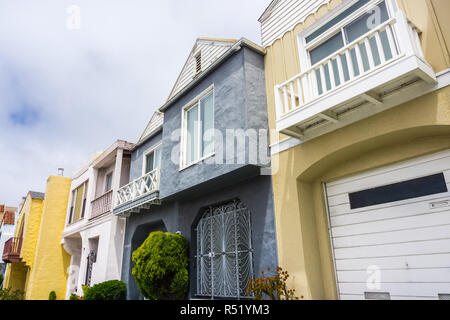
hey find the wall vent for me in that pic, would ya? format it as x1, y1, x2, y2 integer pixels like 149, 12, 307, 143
364, 292, 391, 300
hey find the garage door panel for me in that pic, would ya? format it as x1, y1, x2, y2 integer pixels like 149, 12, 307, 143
327, 157, 450, 196
330, 203, 450, 226
334, 239, 450, 260
326, 150, 450, 189
335, 253, 450, 271
339, 282, 450, 298
329, 192, 450, 217
332, 211, 450, 237
333, 224, 450, 248
337, 268, 450, 283
326, 155, 450, 196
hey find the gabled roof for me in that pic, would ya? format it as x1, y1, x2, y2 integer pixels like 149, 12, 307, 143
258, 0, 280, 23
136, 111, 164, 146
166, 38, 237, 101
160, 38, 264, 112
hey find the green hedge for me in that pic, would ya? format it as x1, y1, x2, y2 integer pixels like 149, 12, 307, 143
84, 280, 126, 300
132, 231, 189, 300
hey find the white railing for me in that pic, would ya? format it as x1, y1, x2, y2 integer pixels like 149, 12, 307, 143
90, 190, 113, 219
115, 168, 160, 207
275, 11, 424, 120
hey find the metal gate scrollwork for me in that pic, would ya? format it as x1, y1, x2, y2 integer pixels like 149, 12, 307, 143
195, 199, 254, 299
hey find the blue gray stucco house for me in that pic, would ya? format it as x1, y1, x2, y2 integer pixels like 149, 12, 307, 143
114, 38, 278, 300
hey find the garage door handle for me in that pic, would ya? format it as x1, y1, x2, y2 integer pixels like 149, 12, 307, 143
430, 200, 450, 209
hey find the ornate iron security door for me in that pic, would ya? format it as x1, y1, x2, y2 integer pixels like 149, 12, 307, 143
196, 199, 254, 299
85, 250, 97, 286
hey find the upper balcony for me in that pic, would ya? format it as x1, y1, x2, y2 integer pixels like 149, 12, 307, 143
275, 9, 437, 140
113, 168, 161, 217
2, 237, 22, 263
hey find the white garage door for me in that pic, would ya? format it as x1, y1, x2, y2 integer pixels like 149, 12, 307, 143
325, 149, 450, 300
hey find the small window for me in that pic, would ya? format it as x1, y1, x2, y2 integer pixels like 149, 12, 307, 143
183, 90, 214, 167
144, 146, 162, 174
195, 52, 202, 74
349, 173, 448, 209
105, 173, 113, 192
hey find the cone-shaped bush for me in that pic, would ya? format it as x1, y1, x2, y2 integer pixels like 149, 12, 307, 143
132, 231, 188, 300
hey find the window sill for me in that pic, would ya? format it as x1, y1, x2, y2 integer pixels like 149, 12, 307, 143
179, 153, 216, 172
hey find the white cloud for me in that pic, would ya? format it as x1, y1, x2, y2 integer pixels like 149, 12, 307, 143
0, 0, 272, 206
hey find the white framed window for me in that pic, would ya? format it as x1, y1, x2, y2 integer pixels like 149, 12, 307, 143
180, 85, 215, 169
297, 0, 399, 93
105, 172, 113, 192
142, 143, 162, 176
68, 180, 89, 224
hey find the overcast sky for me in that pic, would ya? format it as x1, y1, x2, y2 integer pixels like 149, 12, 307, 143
0, 0, 272, 206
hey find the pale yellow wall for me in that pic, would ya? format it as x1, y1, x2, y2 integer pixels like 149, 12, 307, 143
264, 0, 450, 145
26, 176, 72, 300
3, 194, 43, 295
18, 196, 44, 268
270, 85, 450, 299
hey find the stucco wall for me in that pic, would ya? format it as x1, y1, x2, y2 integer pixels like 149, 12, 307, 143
26, 175, 72, 300
159, 47, 269, 200
269, 86, 450, 299
121, 175, 278, 300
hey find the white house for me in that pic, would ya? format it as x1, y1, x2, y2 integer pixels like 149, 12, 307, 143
61, 140, 134, 298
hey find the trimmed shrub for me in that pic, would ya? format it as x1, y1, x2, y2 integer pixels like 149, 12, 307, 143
84, 280, 126, 300
132, 231, 188, 300
48, 290, 57, 300
69, 293, 83, 300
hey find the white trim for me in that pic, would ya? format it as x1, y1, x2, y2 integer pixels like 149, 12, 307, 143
270, 68, 450, 156
180, 85, 215, 170
142, 142, 162, 176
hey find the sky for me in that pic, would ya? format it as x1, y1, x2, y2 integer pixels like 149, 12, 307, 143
0, 0, 273, 207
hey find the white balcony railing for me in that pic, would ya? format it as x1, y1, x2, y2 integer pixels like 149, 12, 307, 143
90, 190, 113, 219
275, 11, 435, 137
115, 168, 160, 208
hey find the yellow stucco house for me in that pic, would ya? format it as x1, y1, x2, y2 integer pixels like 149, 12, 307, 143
260, 0, 450, 300
2, 175, 72, 300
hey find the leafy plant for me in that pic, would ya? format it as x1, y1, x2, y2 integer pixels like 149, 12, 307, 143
0, 287, 24, 300
48, 290, 57, 300
246, 267, 301, 300
84, 280, 126, 300
132, 231, 189, 300
69, 293, 83, 300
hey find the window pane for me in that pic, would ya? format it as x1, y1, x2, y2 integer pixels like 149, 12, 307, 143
349, 173, 448, 209
200, 92, 214, 157
186, 105, 199, 165
344, 1, 389, 43
73, 184, 84, 222
310, 32, 344, 65
306, 0, 371, 43
145, 152, 154, 173
154, 147, 161, 169
106, 174, 112, 192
